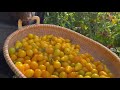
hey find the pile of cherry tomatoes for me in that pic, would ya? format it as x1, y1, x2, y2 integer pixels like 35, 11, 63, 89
9, 34, 113, 78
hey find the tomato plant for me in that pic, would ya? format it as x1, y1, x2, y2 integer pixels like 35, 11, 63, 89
44, 12, 120, 57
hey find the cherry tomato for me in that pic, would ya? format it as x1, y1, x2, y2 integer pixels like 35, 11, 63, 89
34, 69, 42, 78
10, 54, 17, 61
30, 61, 38, 70
18, 50, 26, 58
26, 50, 33, 57
53, 61, 61, 69
41, 70, 50, 78
24, 60, 31, 65
59, 72, 67, 78
75, 63, 82, 71
65, 66, 73, 73
47, 65, 54, 74
28, 34, 34, 39
39, 65, 46, 70
24, 69, 34, 78
91, 74, 99, 78
9, 47, 16, 55
23, 64, 30, 71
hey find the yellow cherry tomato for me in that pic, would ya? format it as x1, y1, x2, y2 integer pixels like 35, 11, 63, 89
24, 69, 34, 78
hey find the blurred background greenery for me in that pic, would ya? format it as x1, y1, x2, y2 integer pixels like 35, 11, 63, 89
43, 12, 120, 57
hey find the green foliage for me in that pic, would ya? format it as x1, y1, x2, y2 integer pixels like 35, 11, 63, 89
44, 12, 120, 57
113, 33, 120, 47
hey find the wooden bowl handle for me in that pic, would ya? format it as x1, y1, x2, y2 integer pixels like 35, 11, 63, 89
18, 16, 40, 29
